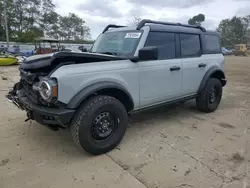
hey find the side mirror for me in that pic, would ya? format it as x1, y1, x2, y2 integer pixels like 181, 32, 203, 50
138, 46, 158, 61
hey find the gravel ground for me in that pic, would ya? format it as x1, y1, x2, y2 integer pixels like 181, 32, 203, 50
0, 56, 250, 188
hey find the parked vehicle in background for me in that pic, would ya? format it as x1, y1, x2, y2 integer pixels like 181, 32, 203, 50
6, 19, 227, 155
233, 44, 248, 56
78, 45, 88, 52
7, 45, 34, 57
34, 37, 61, 54
222, 47, 232, 55
226, 48, 233, 54
0, 45, 8, 52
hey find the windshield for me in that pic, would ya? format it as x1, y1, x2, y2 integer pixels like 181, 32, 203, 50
91, 31, 142, 56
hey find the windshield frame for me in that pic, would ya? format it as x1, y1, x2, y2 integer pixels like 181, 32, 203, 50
90, 30, 144, 57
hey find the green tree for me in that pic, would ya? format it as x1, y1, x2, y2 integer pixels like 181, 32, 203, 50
0, 0, 5, 41
16, 26, 43, 42
188, 14, 205, 26
58, 13, 91, 40
241, 15, 250, 43
39, 0, 59, 37
4, 0, 42, 40
0, 0, 92, 43
40, 11, 59, 36
217, 16, 247, 47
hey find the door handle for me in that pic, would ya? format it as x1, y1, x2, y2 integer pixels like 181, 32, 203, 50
170, 66, 181, 71
198, 63, 207, 68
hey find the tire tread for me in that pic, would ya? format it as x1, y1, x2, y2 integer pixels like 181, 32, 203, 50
196, 78, 222, 113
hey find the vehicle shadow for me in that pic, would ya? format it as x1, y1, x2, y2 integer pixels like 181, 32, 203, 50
128, 100, 199, 127
24, 100, 201, 158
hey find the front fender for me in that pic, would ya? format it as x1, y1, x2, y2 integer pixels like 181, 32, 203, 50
66, 81, 134, 109
50, 60, 139, 109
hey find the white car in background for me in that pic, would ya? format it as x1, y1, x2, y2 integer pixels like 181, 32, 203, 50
222, 47, 232, 55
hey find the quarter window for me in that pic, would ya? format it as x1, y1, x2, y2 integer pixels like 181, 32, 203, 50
145, 32, 176, 60
204, 34, 221, 54
180, 34, 201, 58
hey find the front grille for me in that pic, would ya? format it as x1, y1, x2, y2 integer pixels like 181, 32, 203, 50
21, 79, 40, 104
19, 69, 46, 106
19, 69, 58, 108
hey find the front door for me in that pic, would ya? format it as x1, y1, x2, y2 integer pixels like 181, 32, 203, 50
138, 31, 182, 108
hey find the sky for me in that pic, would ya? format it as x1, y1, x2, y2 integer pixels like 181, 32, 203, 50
54, 0, 250, 40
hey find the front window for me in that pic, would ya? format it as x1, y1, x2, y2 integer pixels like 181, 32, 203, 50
91, 31, 142, 56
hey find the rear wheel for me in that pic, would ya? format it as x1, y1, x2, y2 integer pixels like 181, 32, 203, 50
70, 95, 128, 155
196, 78, 222, 113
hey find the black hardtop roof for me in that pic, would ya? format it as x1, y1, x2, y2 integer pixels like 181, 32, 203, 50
139, 19, 219, 35
148, 23, 218, 35
102, 19, 219, 36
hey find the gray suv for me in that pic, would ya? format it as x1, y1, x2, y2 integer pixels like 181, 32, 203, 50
6, 19, 227, 155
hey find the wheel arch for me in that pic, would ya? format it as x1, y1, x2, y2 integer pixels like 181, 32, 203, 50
67, 82, 134, 112
198, 67, 226, 94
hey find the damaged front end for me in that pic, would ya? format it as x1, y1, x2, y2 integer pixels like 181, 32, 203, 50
6, 82, 28, 112
5, 53, 76, 130
5, 51, 122, 130
6, 84, 33, 122
6, 79, 75, 130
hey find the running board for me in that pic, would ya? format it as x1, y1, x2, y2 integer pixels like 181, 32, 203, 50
130, 94, 198, 114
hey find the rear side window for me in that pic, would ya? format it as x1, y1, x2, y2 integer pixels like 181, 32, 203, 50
145, 32, 175, 60
204, 34, 221, 54
180, 34, 201, 58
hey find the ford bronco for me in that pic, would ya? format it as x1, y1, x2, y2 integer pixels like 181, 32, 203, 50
6, 19, 227, 155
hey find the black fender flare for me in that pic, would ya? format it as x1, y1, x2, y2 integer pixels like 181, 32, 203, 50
67, 81, 134, 109
198, 66, 226, 94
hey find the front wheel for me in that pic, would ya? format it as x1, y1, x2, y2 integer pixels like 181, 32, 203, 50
70, 95, 128, 155
196, 78, 222, 113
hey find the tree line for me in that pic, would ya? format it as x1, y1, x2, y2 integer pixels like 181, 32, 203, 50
0, 0, 92, 43
1, 0, 249, 47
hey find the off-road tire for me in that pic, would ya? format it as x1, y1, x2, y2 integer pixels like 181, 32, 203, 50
196, 78, 222, 113
70, 95, 128, 155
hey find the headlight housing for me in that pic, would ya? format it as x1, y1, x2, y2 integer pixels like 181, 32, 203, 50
34, 79, 58, 102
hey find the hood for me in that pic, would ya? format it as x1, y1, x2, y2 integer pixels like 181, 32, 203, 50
20, 51, 125, 73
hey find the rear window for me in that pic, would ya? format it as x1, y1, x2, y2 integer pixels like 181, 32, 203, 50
180, 34, 201, 58
204, 34, 221, 54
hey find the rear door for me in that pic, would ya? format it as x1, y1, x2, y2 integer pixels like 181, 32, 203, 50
138, 31, 182, 107
180, 33, 206, 96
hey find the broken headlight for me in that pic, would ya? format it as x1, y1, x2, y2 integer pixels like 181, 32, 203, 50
33, 79, 58, 102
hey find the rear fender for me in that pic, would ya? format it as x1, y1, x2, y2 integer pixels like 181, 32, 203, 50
198, 67, 226, 94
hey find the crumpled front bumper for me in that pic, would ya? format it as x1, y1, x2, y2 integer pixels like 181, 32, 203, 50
6, 83, 75, 128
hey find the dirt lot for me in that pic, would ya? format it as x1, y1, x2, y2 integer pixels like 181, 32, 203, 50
0, 56, 250, 188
